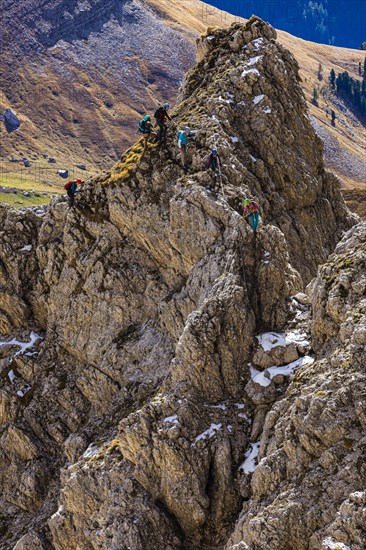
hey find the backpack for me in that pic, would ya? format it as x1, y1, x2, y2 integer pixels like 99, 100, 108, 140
64, 181, 73, 191
154, 107, 164, 120
138, 120, 146, 133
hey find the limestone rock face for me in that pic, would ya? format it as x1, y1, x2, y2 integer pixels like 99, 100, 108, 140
226, 223, 366, 550
0, 17, 362, 550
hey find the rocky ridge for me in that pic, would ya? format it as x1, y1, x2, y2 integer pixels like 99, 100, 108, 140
0, 18, 365, 550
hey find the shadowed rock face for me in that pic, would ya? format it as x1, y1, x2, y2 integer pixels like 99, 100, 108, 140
0, 18, 364, 550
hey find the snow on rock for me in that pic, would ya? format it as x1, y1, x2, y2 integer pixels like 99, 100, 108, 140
163, 415, 179, 424
241, 68, 260, 78
230, 136, 239, 143
250, 356, 314, 387
0, 331, 42, 356
82, 444, 100, 459
263, 107, 271, 114
253, 94, 265, 105
218, 95, 234, 104
19, 244, 32, 252
249, 155, 257, 163
239, 441, 260, 473
247, 55, 263, 66
245, 37, 265, 51
322, 538, 351, 550
192, 423, 222, 445
207, 403, 227, 410
16, 385, 31, 398
257, 330, 310, 351
8, 369, 16, 382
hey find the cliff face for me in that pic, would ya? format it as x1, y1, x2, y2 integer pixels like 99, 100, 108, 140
227, 222, 366, 550
0, 19, 364, 550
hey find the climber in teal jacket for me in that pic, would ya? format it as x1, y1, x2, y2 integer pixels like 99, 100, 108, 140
177, 127, 191, 168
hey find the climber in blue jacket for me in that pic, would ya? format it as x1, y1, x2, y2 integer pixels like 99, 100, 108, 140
177, 127, 191, 168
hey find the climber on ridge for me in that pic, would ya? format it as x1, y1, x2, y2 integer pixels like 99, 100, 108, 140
176, 126, 191, 169
154, 103, 171, 145
207, 148, 222, 177
64, 179, 83, 208
242, 198, 260, 231
138, 115, 156, 156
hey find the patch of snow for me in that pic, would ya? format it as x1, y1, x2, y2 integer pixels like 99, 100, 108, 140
16, 385, 31, 397
211, 115, 221, 123
250, 356, 314, 387
253, 94, 265, 105
19, 244, 32, 252
264, 251, 270, 258
237, 101, 246, 106
249, 155, 257, 163
263, 107, 272, 114
247, 55, 263, 66
322, 538, 351, 550
163, 414, 179, 424
238, 413, 249, 420
218, 95, 234, 104
241, 68, 260, 78
8, 369, 15, 383
96, 529, 104, 536
193, 423, 222, 445
227, 425, 233, 433
0, 331, 42, 357
232, 543, 249, 550
52, 505, 65, 519
257, 330, 310, 351
239, 442, 260, 473
251, 37, 265, 49
207, 35, 216, 41
350, 491, 364, 499
230, 136, 239, 143
207, 403, 227, 410
83, 444, 99, 459
235, 403, 245, 409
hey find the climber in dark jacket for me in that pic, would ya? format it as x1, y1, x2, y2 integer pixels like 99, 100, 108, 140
66, 179, 83, 208
207, 149, 222, 176
154, 103, 172, 144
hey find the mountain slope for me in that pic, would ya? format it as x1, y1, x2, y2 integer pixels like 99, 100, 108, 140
0, 0, 365, 213
1, 18, 364, 550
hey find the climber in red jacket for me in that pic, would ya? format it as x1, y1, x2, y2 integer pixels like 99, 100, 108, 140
243, 198, 260, 231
